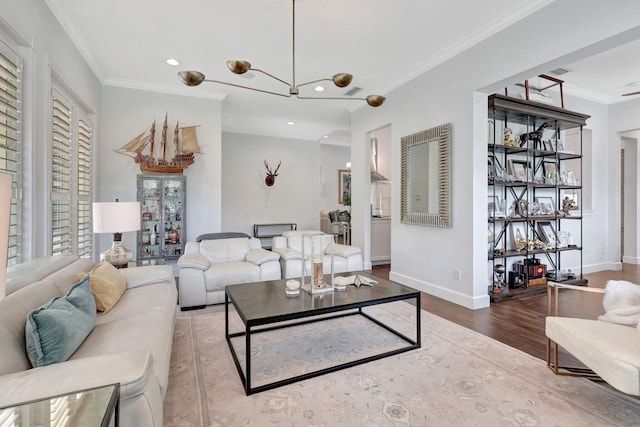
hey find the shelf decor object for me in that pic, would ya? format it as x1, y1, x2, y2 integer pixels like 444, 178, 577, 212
93, 199, 141, 268
300, 233, 335, 295
487, 93, 590, 303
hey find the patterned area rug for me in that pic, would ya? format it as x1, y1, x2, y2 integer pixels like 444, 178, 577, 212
163, 301, 640, 426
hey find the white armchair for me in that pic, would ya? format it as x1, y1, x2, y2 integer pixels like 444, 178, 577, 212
546, 281, 640, 396
271, 230, 363, 279
177, 237, 280, 309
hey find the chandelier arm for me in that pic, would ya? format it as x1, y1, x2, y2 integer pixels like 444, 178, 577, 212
296, 78, 331, 89
203, 79, 291, 98
296, 96, 361, 101
250, 68, 292, 87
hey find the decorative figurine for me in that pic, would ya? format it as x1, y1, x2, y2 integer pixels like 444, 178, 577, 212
503, 128, 516, 146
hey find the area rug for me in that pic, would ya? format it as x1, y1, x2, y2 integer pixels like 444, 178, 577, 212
163, 301, 640, 427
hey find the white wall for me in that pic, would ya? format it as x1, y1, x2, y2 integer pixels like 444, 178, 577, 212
351, 0, 640, 309
222, 132, 321, 236
99, 86, 222, 256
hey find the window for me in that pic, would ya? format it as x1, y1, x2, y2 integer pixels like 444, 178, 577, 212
0, 39, 22, 266
50, 86, 93, 257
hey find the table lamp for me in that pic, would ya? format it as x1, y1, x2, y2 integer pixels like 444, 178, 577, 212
93, 199, 140, 268
0, 172, 12, 299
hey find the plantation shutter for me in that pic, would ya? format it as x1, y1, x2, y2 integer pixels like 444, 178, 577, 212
76, 114, 92, 257
51, 88, 72, 255
0, 40, 22, 266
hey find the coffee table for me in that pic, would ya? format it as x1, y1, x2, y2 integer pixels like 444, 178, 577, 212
225, 273, 421, 395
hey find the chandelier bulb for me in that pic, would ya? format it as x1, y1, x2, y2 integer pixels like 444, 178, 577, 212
178, 71, 206, 86
366, 95, 386, 107
332, 73, 353, 88
227, 60, 252, 75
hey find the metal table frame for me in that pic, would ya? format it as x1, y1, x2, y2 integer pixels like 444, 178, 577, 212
225, 276, 421, 395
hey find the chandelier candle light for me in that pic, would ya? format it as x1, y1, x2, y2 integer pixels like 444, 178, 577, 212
93, 199, 141, 268
178, 0, 385, 107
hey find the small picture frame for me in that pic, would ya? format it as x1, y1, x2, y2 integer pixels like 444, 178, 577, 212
508, 159, 529, 182
555, 139, 566, 152
510, 222, 527, 249
488, 195, 505, 218
536, 196, 555, 215
537, 221, 557, 247
543, 161, 557, 184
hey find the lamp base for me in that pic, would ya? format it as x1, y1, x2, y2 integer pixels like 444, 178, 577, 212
101, 240, 134, 268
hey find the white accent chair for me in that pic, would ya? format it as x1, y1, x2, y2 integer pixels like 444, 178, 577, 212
545, 281, 640, 396
271, 230, 363, 279
177, 237, 281, 309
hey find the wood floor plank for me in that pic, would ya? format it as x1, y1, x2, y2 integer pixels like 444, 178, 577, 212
369, 264, 639, 367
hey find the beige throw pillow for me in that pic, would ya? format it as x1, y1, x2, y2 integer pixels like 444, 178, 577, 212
87, 261, 127, 313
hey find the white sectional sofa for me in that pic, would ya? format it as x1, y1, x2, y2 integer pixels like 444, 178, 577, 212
0, 255, 177, 426
177, 237, 281, 309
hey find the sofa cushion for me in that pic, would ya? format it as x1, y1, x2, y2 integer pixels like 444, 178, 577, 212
200, 238, 251, 264
87, 261, 127, 313
285, 232, 332, 255
204, 262, 261, 291
25, 276, 96, 367
546, 316, 640, 396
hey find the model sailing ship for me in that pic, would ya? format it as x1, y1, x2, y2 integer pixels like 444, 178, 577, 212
117, 114, 201, 173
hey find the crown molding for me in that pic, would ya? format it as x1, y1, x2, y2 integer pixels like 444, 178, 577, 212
44, 0, 105, 82
103, 77, 227, 101
350, 0, 554, 114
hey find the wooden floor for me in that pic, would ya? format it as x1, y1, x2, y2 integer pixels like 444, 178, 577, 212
370, 264, 640, 368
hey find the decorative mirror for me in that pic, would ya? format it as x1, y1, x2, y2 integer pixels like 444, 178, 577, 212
400, 123, 451, 227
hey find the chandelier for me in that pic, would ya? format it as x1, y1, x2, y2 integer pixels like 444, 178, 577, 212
178, 0, 385, 107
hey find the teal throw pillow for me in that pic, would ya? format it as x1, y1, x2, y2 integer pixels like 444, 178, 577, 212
25, 275, 97, 367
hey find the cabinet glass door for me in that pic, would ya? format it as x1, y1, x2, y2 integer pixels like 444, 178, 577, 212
161, 179, 184, 258
137, 175, 186, 263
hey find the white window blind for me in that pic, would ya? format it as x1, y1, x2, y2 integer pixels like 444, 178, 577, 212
50, 86, 93, 258
76, 115, 92, 257
0, 40, 21, 266
51, 89, 72, 256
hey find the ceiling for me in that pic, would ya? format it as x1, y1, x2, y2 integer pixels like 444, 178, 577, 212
45, 0, 640, 145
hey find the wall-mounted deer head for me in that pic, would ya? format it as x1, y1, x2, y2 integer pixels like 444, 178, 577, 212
264, 160, 281, 186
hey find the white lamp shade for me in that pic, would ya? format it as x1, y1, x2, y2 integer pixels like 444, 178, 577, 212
0, 172, 12, 300
92, 202, 141, 233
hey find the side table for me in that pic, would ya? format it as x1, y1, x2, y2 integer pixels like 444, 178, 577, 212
0, 383, 120, 426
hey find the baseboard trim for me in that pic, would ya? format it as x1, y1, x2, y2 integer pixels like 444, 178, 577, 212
388, 271, 490, 310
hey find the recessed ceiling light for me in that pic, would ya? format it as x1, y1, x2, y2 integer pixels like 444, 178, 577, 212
314, 86, 325, 92
323, 135, 329, 138
287, 121, 295, 126
166, 58, 180, 66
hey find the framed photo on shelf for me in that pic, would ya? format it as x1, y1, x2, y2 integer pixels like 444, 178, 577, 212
562, 190, 579, 211
543, 161, 557, 184
536, 196, 555, 215
510, 222, 527, 249
508, 159, 529, 182
537, 221, 557, 247
488, 195, 505, 218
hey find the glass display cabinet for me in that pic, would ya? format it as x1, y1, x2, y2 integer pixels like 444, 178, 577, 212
136, 174, 186, 264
